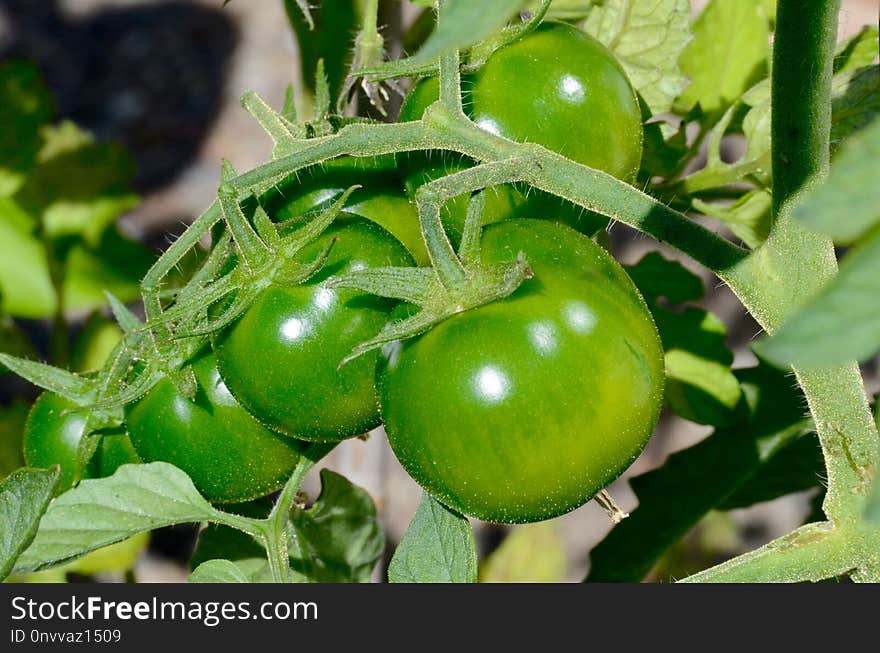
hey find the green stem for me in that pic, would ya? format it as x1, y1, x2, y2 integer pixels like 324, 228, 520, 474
262, 442, 335, 583
770, 0, 839, 219
414, 185, 467, 288
438, 50, 464, 116
684, 0, 879, 582
362, 0, 379, 35
681, 523, 850, 583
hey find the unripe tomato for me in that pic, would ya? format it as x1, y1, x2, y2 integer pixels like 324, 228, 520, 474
261, 157, 428, 264
125, 349, 306, 503
24, 392, 140, 492
214, 217, 413, 442
398, 21, 643, 242
378, 220, 664, 523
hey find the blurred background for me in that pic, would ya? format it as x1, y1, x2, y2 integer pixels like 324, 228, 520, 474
0, 0, 877, 582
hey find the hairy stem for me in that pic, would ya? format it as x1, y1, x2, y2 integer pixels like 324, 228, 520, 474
684, 0, 879, 582
262, 443, 335, 583
771, 0, 840, 219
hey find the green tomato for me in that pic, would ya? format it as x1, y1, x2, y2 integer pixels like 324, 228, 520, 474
24, 392, 140, 493
398, 21, 643, 242
378, 220, 664, 523
259, 156, 428, 264
125, 349, 306, 503
214, 217, 413, 442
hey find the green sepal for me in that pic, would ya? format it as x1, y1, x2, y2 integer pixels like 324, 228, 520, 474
334, 253, 532, 366
0, 354, 93, 401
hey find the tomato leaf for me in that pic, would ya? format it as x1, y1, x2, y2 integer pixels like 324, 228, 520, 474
674, 0, 771, 117
716, 434, 824, 510
693, 189, 772, 249
408, 0, 528, 66
0, 197, 56, 319
830, 65, 879, 153
63, 229, 155, 315
15, 121, 139, 247
389, 492, 477, 583
0, 467, 60, 581
755, 228, 880, 367
189, 498, 270, 572
284, 0, 358, 102
479, 523, 566, 583
189, 559, 250, 583
584, 0, 691, 115
586, 364, 818, 582
793, 115, 880, 245
626, 253, 741, 427
12, 462, 225, 574
289, 469, 384, 583
526, 0, 596, 22
834, 25, 879, 75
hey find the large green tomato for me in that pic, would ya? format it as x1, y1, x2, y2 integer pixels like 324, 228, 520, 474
398, 21, 643, 242
378, 220, 664, 523
214, 217, 413, 442
125, 349, 305, 503
24, 392, 140, 492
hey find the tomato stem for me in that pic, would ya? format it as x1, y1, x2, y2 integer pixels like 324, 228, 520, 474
262, 442, 336, 583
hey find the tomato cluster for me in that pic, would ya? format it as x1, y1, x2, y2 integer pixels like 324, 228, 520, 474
24, 22, 663, 522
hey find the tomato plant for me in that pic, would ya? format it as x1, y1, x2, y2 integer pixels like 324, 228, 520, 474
379, 220, 664, 523
0, 0, 877, 589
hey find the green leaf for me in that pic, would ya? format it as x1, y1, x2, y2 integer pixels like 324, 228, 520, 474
0, 468, 60, 581
624, 251, 703, 305
834, 26, 879, 75
626, 253, 741, 426
717, 433, 824, 510
16, 121, 139, 246
189, 559, 250, 583
388, 492, 477, 583
0, 197, 149, 321
0, 197, 55, 319
189, 499, 270, 571
584, 0, 691, 115
674, 0, 771, 116
479, 522, 566, 583
13, 462, 223, 574
640, 113, 691, 179
290, 469, 384, 583
0, 401, 29, 479
755, 228, 880, 367
64, 533, 149, 576
793, 116, 880, 244
409, 0, 528, 65
830, 65, 879, 153
527, 0, 596, 21
63, 229, 155, 315
285, 0, 358, 102
693, 189, 772, 249
0, 61, 53, 197
586, 363, 817, 582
